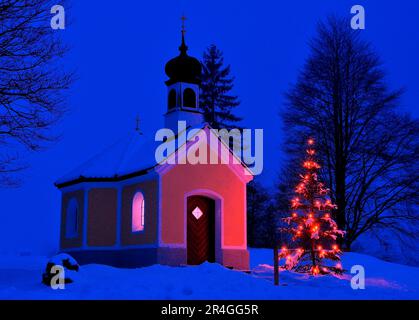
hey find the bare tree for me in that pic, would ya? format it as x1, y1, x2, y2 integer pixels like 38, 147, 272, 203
281, 16, 419, 249
0, 0, 73, 186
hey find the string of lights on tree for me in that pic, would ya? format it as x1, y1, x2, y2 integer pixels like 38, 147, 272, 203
279, 138, 345, 275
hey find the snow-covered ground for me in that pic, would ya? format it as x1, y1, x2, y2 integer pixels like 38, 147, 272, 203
0, 249, 418, 299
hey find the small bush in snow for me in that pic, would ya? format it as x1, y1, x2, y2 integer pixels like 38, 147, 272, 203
42, 253, 79, 287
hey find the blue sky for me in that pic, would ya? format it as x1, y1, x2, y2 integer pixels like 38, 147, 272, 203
0, 0, 418, 255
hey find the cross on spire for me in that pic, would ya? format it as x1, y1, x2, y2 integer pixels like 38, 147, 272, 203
179, 14, 188, 55
181, 15, 187, 36
135, 115, 143, 135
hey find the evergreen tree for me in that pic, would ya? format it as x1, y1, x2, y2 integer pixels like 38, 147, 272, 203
200, 45, 241, 129
247, 180, 277, 248
279, 138, 345, 275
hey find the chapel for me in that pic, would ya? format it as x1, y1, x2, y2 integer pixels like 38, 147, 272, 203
55, 25, 253, 270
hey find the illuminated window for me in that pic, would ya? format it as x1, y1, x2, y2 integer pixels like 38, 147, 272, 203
132, 192, 145, 232
168, 89, 177, 109
183, 88, 196, 108
66, 198, 79, 238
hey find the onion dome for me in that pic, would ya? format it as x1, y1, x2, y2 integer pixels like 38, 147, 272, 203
165, 31, 201, 85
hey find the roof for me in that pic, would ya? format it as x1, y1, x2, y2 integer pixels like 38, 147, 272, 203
55, 131, 161, 188
55, 123, 252, 188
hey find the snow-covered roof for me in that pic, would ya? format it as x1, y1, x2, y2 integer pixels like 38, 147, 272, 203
55, 123, 252, 188
55, 123, 204, 187
55, 131, 163, 187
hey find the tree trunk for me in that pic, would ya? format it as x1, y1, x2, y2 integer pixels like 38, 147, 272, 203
335, 167, 347, 233
310, 241, 316, 268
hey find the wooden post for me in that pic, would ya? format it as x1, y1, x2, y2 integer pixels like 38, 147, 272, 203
274, 245, 279, 286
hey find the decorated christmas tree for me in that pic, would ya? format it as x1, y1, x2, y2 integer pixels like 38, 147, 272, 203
279, 138, 345, 275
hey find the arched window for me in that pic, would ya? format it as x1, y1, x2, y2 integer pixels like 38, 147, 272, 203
183, 88, 196, 108
66, 199, 79, 238
168, 89, 177, 109
132, 192, 145, 232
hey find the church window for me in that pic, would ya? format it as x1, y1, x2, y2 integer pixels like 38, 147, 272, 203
132, 191, 145, 232
183, 88, 196, 108
66, 198, 79, 238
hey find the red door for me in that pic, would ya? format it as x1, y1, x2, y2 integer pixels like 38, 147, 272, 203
187, 196, 215, 265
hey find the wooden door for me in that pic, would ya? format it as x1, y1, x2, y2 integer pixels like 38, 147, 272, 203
187, 196, 215, 265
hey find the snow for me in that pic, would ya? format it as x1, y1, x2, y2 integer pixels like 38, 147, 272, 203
0, 249, 418, 299
55, 132, 160, 185
48, 253, 78, 267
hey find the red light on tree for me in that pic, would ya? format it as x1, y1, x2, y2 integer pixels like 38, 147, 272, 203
307, 149, 316, 156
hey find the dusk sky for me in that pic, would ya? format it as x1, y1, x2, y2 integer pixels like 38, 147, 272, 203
0, 0, 418, 255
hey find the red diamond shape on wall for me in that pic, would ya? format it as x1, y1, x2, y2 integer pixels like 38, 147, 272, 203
192, 207, 203, 220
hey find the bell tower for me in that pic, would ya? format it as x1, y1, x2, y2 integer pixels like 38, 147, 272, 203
164, 16, 203, 131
